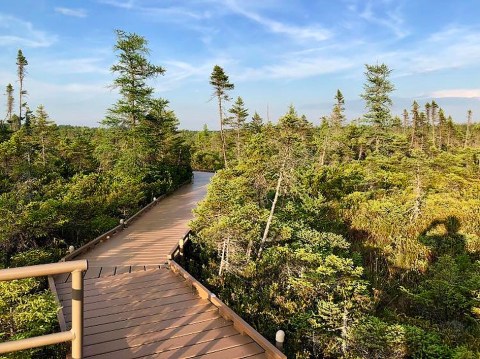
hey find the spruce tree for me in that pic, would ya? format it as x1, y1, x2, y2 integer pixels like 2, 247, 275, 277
210, 65, 234, 168
465, 110, 472, 148
16, 50, 28, 131
331, 89, 346, 128
360, 63, 395, 151
227, 96, 248, 161
105, 30, 165, 128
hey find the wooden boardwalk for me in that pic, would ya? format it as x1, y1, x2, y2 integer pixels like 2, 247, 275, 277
52, 172, 275, 358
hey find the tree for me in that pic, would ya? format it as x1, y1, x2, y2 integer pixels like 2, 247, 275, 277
105, 30, 165, 128
331, 89, 346, 128
5, 84, 14, 126
430, 101, 438, 148
227, 96, 248, 161
16, 50, 28, 131
360, 63, 395, 151
210, 65, 234, 168
465, 110, 472, 148
248, 112, 263, 134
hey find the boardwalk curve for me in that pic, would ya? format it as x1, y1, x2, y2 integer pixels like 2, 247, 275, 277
52, 172, 283, 359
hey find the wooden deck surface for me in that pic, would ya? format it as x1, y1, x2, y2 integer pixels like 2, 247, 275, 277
53, 172, 269, 358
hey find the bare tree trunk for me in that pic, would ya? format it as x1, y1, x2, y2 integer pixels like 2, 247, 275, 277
219, 236, 230, 276
465, 110, 472, 148
341, 304, 349, 357
218, 95, 228, 168
257, 162, 284, 259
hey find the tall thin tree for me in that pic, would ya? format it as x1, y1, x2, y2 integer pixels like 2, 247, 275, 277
5, 84, 14, 126
210, 65, 234, 168
16, 50, 28, 130
465, 110, 472, 148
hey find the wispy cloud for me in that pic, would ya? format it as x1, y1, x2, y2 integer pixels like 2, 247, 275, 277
430, 89, 480, 99
224, 0, 331, 42
349, 0, 409, 39
41, 57, 110, 75
385, 26, 480, 75
0, 14, 57, 48
54, 7, 87, 18
98, 0, 136, 10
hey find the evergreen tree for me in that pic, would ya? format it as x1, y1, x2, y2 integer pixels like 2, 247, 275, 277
5, 84, 14, 126
360, 63, 395, 151
210, 65, 234, 168
248, 111, 264, 134
331, 89, 346, 128
227, 96, 248, 161
431, 100, 438, 148
465, 110, 472, 148
16, 50, 28, 131
105, 30, 165, 128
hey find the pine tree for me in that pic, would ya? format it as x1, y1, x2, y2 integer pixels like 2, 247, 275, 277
227, 97, 248, 161
105, 30, 165, 128
360, 63, 395, 151
210, 65, 234, 168
16, 50, 28, 131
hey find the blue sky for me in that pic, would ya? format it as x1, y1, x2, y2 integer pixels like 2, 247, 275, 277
0, 0, 479, 129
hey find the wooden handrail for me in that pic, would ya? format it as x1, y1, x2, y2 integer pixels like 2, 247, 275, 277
0, 260, 87, 359
168, 243, 286, 359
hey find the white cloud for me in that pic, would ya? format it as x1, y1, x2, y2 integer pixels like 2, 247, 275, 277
430, 89, 480, 99
223, 0, 331, 42
54, 7, 87, 18
98, 0, 136, 9
0, 14, 57, 48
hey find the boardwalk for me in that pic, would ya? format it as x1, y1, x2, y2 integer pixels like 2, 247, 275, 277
53, 172, 273, 358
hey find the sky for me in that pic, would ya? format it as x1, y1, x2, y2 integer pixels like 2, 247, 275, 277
0, 0, 479, 129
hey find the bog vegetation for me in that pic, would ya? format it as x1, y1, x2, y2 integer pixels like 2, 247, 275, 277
184, 66, 480, 358
0, 30, 478, 359
0, 31, 191, 358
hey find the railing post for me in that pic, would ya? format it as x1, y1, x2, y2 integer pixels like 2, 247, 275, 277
71, 270, 84, 359
179, 238, 184, 256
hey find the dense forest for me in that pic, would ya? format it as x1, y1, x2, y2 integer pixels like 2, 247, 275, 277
184, 65, 480, 358
0, 29, 479, 359
0, 31, 191, 358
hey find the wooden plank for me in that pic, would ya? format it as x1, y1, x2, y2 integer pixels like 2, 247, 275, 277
55, 268, 172, 291
84, 317, 231, 355
136, 334, 255, 359
58, 279, 187, 302
83, 309, 221, 342
85, 304, 218, 336
61, 286, 193, 310
77, 300, 213, 329
98, 266, 115, 278
193, 343, 266, 359
84, 267, 102, 280
86, 326, 241, 359
131, 265, 146, 273
63, 293, 199, 320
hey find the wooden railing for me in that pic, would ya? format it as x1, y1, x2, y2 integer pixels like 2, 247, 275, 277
0, 260, 88, 359
168, 232, 287, 359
